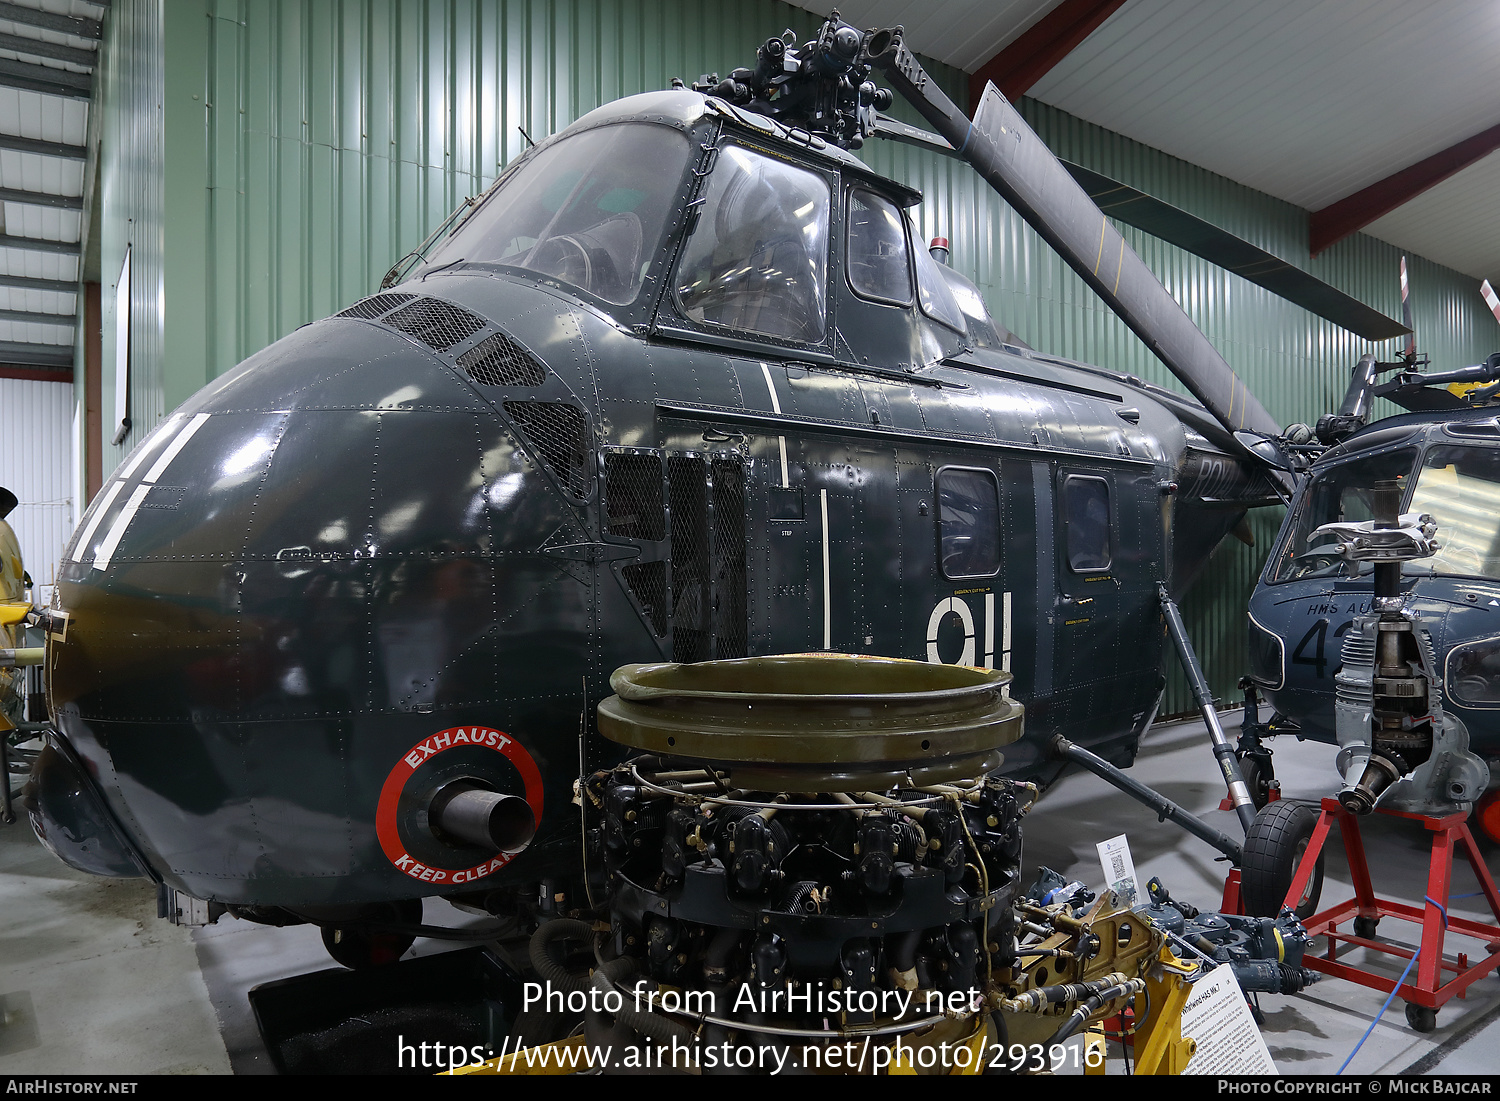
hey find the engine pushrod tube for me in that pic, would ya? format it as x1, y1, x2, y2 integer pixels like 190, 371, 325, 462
1050, 735, 1243, 864
1158, 584, 1257, 834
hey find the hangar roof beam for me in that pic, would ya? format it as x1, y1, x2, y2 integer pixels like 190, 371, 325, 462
967, 0, 1127, 110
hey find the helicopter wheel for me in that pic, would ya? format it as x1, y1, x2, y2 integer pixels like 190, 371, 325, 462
321, 898, 424, 969
1239, 753, 1275, 811
1241, 801, 1323, 919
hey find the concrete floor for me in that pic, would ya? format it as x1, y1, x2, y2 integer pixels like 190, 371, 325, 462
3, 711, 1499, 1076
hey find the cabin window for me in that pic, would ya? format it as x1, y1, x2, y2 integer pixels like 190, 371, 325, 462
1406, 445, 1500, 580
937, 467, 1000, 579
424, 122, 690, 305
1270, 448, 1417, 582
1448, 637, 1500, 706
675, 146, 830, 342
846, 189, 912, 305
1064, 476, 1112, 572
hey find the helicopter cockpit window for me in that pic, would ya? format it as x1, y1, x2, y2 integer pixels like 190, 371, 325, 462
1406, 446, 1500, 579
846, 189, 912, 305
422, 123, 690, 305
1064, 476, 1112, 571
675, 146, 830, 343
937, 467, 1000, 579
1270, 449, 1417, 582
912, 224, 966, 334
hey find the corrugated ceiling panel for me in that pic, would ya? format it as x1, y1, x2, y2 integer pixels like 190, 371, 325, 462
0, 149, 85, 196
0, 248, 78, 281
1363, 152, 1500, 282
0, 86, 89, 145
0, 318, 73, 343
1029, 0, 1500, 214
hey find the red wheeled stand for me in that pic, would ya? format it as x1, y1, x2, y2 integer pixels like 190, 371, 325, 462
1284, 797, 1500, 1031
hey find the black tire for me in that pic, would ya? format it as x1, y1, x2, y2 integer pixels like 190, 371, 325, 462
321, 898, 423, 969
1241, 801, 1323, 919
1353, 915, 1379, 940
1240, 755, 1274, 811
1405, 1003, 1437, 1033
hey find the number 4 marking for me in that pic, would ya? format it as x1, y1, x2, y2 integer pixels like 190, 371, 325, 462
1292, 618, 1329, 678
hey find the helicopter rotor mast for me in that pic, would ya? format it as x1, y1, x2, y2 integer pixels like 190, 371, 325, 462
863, 28, 1287, 463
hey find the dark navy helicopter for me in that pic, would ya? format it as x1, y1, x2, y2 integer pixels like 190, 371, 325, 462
1243, 287, 1500, 839
24, 15, 1395, 959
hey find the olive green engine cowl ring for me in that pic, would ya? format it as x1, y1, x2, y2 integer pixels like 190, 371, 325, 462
596, 654, 1023, 791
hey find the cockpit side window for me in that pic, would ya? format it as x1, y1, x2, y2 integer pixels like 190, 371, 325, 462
1407, 445, 1500, 579
423, 123, 690, 306
846, 188, 912, 305
1269, 449, 1417, 582
911, 223, 966, 334
674, 146, 830, 343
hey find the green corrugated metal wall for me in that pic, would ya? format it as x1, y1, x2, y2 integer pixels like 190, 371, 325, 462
96, 0, 1500, 715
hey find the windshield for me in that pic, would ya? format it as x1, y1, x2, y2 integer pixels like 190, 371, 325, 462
1269, 449, 1417, 582
1406, 445, 1500, 579
675, 145, 830, 343
424, 123, 691, 305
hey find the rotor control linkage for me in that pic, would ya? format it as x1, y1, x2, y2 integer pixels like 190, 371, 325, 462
1050, 735, 1243, 865
1158, 583, 1257, 834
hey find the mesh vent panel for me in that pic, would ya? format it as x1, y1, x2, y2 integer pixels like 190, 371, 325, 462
337, 293, 417, 319
622, 561, 668, 637
457, 332, 547, 387
606, 454, 665, 541
383, 298, 487, 351
504, 401, 592, 499
712, 458, 748, 659
670, 456, 710, 663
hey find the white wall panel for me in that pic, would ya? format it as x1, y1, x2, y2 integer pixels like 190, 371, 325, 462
0, 376, 76, 605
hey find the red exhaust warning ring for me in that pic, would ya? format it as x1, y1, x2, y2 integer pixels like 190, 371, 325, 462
375, 727, 544, 885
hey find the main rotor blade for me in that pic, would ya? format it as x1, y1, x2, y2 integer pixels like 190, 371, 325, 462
868, 36, 1282, 444
873, 115, 1410, 343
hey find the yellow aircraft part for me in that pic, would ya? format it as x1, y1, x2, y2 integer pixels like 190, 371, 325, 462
444, 1035, 586, 1076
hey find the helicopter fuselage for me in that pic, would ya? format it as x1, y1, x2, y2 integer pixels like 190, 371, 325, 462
1248, 409, 1500, 763
32, 91, 1272, 910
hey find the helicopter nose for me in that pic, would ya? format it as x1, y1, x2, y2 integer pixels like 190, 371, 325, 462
45, 298, 583, 902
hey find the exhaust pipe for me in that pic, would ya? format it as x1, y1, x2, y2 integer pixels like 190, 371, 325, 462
430, 781, 536, 854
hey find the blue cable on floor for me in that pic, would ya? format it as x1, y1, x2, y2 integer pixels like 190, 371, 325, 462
1339, 895, 1450, 1075
1337, 947, 1421, 1075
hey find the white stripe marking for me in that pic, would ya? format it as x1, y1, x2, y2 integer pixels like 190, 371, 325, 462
144, 413, 212, 483
821, 489, 831, 649
759, 363, 783, 413
72, 480, 127, 563
762, 363, 791, 488
92, 484, 152, 572
983, 592, 995, 669
116, 415, 180, 482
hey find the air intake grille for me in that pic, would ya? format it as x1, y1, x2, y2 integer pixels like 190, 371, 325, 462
669, 456, 709, 663
606, 454, 665, 541
457, 332, 547, 387
504, 401, 591, 499
337, 293, 417, 319
384, 298, 487, 351
622, 561, 668, 637
712, 458, 748, 659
